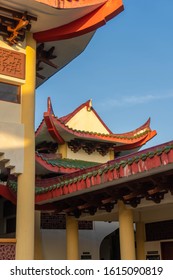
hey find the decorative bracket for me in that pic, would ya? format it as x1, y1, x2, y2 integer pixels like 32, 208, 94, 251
36, 43, 58, 80
0, 7, 37, 45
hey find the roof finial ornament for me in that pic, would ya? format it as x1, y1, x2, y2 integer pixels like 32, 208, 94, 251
87, 99, 92, 111
47, 97, 55, 116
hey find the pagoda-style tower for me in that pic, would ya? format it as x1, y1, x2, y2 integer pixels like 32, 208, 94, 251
0, 0, 124, 259
36, 97, 156, 167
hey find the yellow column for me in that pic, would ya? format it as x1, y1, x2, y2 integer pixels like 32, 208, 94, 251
136, 221, 145, 260
15, 32, 36, 260
58, 143, 67, 158
109, 150, 115, 160
34, 211, 44, 260
118, 201, 136, 260
66, 215, 79, 260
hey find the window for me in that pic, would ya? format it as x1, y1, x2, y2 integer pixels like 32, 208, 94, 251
41, 213, 93, 230
6, 217, 16, 234
0, 82, 20, 103
3, 201, 16, 217
145, 220, 173, 241
2, 200, 16, 235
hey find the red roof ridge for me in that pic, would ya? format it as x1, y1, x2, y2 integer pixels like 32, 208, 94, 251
59, 100, 91, 124
52, 98, 112, 134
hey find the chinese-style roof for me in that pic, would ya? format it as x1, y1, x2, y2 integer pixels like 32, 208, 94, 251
36, 98, 157, 154
0, 0, 124, 87
59, 99, 112, 134
3, 140, 173, 215
36, 152, 100, 175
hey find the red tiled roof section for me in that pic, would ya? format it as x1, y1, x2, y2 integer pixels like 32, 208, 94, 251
35, 141, 173, 204
3, 141, 173, 207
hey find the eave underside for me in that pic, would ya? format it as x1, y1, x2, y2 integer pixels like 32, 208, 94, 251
0, 0, 124, 87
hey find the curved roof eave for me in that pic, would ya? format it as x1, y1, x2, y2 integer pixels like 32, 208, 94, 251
33, 0, 124, 42
33, 0, 124, 87
52, 114, 157, 145
1, 1, 124, 87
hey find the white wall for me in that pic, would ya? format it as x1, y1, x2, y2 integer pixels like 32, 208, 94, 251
0, 122, 24, 174
41, 221, 118, 260
0, 101, 24, 174
145, 241, 161, 258
0, 101, 21, 123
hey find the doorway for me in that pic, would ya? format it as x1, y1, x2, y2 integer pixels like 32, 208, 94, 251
99, 228, 120, 260
161, 241, 173, 260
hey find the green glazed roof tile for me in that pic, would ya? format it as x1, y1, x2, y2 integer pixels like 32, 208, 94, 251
39, 154, 99, 169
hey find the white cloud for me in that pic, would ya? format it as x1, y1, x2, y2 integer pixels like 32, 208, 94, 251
98, 92, 173, 109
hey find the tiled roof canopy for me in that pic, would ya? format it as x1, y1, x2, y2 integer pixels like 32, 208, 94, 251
3, 140, 173, 216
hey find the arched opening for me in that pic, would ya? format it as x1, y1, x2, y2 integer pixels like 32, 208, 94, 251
99, 228, 120, 260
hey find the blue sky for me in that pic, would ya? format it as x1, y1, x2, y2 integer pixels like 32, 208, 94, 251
36, 0, 173, 149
